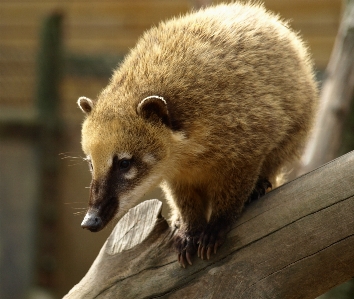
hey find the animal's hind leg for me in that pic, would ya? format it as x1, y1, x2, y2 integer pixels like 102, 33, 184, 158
259, 127, 308, 189
248, 176, 272, 202
197, 211, 233, 260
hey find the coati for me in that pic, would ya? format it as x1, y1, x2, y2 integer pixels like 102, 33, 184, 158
78, 2, 318, 267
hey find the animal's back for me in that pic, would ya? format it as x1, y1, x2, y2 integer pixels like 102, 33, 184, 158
107, 2, 317, 183
79, 3, 318, 267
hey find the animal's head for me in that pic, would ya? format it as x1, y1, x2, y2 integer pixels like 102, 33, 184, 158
77, 95, 175, 232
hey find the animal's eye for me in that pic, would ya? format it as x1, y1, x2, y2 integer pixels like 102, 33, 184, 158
119, 159, 131, 170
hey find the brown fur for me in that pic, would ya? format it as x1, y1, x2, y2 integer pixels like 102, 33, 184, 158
78, 2, 318, 266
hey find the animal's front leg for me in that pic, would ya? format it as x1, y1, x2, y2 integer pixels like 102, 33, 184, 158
170, 185, 208, 267
197, 173, 258, 260
197, 214, 232, 260
174, 221, 203, 267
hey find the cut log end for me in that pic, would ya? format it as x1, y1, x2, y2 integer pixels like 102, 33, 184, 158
106, 199, 164, 255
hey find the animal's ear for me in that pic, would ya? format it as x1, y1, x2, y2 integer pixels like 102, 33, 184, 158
78, 96, 94, 114
137, 96, 170, 126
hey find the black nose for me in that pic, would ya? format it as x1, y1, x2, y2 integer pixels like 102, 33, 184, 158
81, 210, 103, 232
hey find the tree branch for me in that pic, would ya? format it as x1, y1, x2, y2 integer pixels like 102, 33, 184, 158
299, 1, 354, 175
65, 150, 354, 299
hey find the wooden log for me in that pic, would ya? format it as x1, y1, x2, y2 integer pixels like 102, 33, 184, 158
65, 150, 354, 299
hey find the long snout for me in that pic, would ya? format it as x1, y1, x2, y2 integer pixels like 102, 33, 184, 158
81, 209, 104, 232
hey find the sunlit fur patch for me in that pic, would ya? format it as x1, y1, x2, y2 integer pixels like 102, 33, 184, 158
205, 200, 212, 222
142, 153, 156, 165
84, 155, 93, 172
160, 181, 180, 226
172, 131, 186, 142
124, 167, 138, 180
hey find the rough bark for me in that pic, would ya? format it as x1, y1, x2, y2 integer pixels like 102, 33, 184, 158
65, 150, 354, 299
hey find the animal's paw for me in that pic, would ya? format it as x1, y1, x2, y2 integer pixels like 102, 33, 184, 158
248, 177, 272, 202
197, 222, 230, 260
173, 231, 198, 268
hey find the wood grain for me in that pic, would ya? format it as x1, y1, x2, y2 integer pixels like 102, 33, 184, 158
106, 199, 163, 254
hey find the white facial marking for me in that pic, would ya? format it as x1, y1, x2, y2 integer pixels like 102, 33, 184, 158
118, 152, 132, 160
143, 153, 156, 165
124, 167, 138, 180
116, 171, 163, 219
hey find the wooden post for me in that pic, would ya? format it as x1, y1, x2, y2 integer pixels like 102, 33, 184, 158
35, 11, 63, 289
0, 11, 63, 298
65, 150, 354, 299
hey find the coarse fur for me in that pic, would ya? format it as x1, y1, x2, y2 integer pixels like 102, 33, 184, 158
78, 2, 318, 267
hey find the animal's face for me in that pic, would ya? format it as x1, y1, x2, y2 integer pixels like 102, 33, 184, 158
78, 95, 171, 232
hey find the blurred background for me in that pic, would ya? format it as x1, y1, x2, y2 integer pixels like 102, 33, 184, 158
0, 0, 351, 298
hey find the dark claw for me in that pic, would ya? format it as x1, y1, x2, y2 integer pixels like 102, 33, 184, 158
207, 246, 212, 260
174, 232, 197, 267
201, 246, 205, 260
186, 252, 193, 266
178, 250, 188, 268
198, 232, 208, 260
214, 242, 219, 254
196, 221, 230, 261
180, 257, 186, 268
174, 221, 230, 266
197, 243, 202, 258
